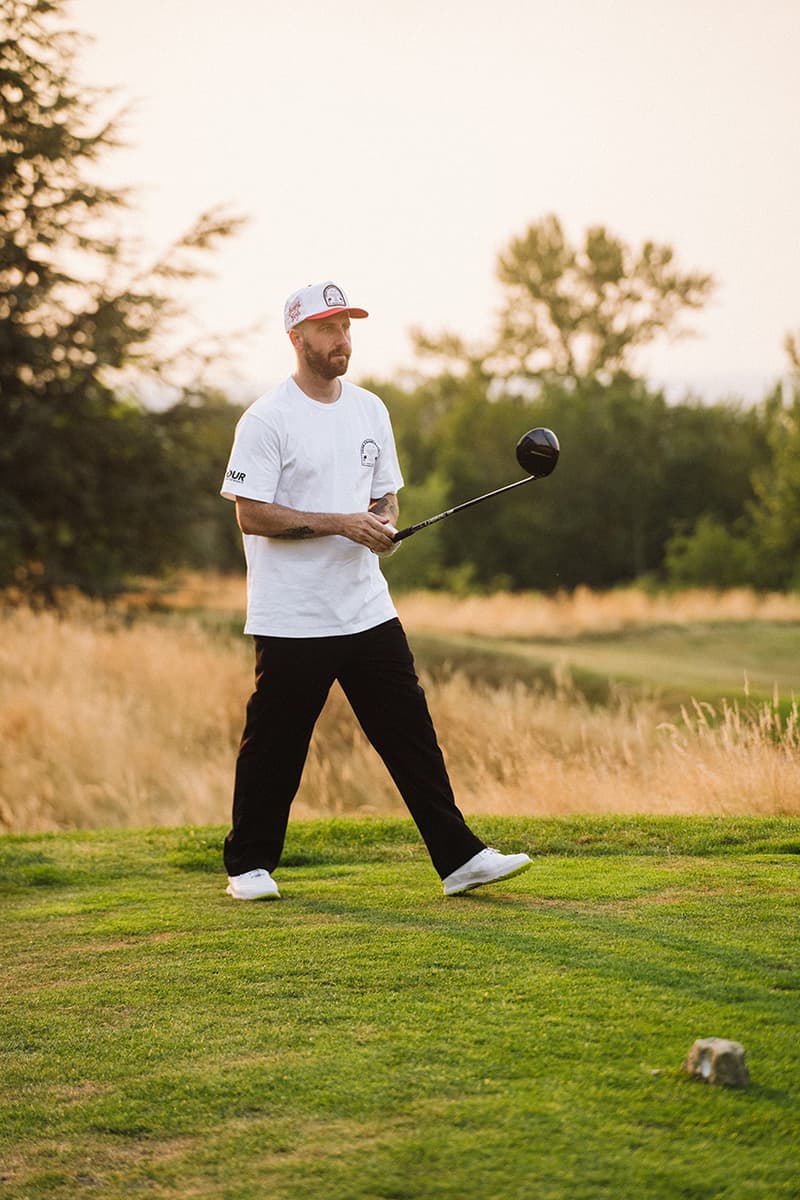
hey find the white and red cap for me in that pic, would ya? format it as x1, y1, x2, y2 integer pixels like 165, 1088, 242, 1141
284, 281, 369, 332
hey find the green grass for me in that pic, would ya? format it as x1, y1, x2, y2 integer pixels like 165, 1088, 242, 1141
2, 817, 799, 1199
413, 622, 800, 709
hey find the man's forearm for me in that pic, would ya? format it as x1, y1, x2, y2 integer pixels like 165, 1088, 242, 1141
235, 495, 399, 552
236, 498, 343, 539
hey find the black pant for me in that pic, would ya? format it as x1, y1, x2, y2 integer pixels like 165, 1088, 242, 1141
224, 618, 485, 879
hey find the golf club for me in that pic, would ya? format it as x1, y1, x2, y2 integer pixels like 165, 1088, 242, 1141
391, 427, 560, 543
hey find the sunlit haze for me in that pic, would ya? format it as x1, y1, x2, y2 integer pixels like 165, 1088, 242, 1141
71, 0, 800, 402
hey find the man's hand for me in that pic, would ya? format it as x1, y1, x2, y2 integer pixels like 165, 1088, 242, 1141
374, 523, 400, 557
339, 511, 398, 554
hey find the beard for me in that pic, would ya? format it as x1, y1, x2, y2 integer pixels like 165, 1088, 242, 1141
299, 340, 350, 381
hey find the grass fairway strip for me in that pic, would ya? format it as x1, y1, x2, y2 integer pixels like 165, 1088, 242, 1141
412, 622, 800, 709
2, 817, 799, 1200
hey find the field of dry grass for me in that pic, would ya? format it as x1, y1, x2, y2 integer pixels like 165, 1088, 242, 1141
397, 585, 800, 638
1, 583, 798, 834
114, 572, 800, 636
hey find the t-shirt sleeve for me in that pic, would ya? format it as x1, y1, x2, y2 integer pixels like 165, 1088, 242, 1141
370, 405, 405, 498
220, 412, 283, 503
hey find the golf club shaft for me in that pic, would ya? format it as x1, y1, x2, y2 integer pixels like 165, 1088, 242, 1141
392, 475, 534, 542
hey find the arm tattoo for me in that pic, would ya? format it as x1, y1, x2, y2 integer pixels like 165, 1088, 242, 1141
369, 494, 399, 521
273, 525, 316, 540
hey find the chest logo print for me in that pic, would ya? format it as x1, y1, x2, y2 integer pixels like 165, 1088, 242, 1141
360, 439, 380, 466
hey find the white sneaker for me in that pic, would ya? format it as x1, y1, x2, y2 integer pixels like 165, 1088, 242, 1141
442, 848, 532, 896
225, 868, 281, 901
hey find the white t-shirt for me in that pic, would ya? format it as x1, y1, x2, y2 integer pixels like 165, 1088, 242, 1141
221, 377, 405, 637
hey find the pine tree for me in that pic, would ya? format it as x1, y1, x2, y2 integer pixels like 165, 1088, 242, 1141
0, 0, 242, 590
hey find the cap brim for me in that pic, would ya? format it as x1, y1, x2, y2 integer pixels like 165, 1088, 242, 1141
306, 306, 369, 321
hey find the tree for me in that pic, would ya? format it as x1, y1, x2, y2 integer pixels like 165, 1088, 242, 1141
150, 392, 245, 573
0, 0, 244, 591
747, 347, 800, 589
785, 329, 800, 374
429, 378, 678, 590
412, 214, 714, 387
666, 337, 800, 593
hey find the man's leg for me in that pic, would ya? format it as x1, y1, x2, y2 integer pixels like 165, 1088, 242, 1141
224, 635, 335, 876
338, 619, 486, 879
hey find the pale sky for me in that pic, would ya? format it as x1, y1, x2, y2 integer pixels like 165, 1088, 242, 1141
71, 0, 800, 401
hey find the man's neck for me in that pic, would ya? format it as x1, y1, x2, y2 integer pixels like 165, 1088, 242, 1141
292, 368, 342, 404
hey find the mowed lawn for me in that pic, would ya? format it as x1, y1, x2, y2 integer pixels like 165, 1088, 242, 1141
412, 622, 800, 706
2, 817, 799, 1199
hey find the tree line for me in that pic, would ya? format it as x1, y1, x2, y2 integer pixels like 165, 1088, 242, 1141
373, 368, 799, 593
2, 0, 798, 597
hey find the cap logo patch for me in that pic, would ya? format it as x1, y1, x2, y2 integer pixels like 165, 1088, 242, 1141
323, 284, 346, 308
287, 298, 303, 325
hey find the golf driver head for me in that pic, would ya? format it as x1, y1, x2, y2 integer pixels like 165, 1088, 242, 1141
516, 428, 560, 478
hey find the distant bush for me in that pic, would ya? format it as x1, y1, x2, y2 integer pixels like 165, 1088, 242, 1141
664, 515, 758, 588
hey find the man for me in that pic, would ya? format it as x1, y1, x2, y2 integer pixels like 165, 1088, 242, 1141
220, 280, 532, 900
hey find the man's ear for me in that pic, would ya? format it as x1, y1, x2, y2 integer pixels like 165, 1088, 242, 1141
288, 325, 304, 352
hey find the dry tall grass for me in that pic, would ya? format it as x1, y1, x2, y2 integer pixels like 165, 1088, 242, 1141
112, 573, 800, 637
0, 606, 248, 833
397, 586, 800, 639
1, 597, 798, 834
